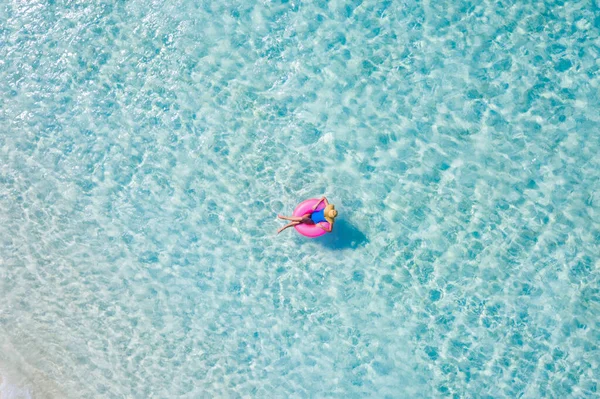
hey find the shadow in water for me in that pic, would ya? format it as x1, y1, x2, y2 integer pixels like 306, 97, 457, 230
314, 219, 368, 250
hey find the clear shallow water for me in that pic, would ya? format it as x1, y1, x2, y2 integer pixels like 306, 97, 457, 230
1, 0, 599, 397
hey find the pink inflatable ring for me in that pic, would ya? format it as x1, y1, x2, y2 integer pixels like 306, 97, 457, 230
293, 198, 330, 238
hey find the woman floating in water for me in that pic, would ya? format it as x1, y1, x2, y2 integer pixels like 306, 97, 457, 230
277, 196, 338, 234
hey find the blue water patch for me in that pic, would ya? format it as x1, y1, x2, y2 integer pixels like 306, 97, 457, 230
1, 0, 599, 397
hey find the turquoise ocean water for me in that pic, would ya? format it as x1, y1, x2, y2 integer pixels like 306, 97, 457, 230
1, 0, 599, 397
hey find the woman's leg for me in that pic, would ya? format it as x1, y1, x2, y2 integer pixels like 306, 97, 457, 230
277, 221, 300, 234
278, 214, 306, 222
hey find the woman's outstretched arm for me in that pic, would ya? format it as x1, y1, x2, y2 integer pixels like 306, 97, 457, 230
318, 222, 333, 232
312, 196, 326, 210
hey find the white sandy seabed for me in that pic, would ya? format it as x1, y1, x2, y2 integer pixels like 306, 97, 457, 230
0, 338, 54, 399
0, 371, 32, 399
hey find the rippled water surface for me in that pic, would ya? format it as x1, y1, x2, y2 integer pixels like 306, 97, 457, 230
1, 0, 599, 397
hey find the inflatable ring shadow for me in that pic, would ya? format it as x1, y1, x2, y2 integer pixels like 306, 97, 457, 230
314, 218, 368, 250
